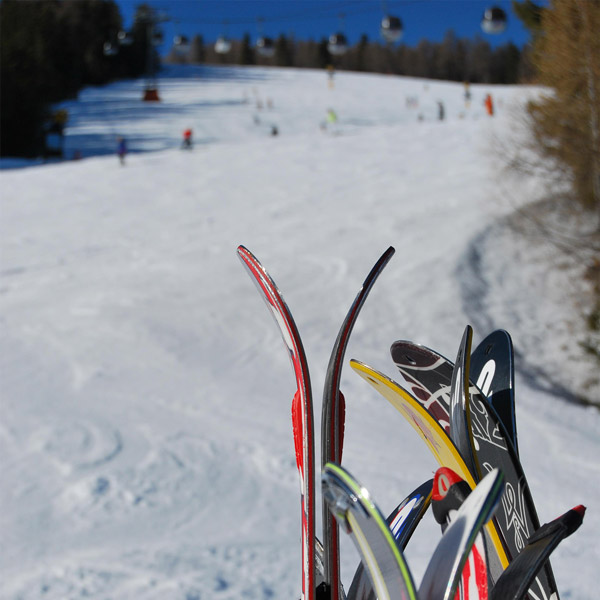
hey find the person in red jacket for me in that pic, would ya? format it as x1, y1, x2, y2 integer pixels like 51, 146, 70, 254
182, 128, 193, 149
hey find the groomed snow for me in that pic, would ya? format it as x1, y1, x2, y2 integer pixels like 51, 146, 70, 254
1, 65, 598, 599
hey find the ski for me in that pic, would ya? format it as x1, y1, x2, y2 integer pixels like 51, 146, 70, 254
322, 463, 419, 600
349, 359, 510, 578
470, 330, 518, 455
491, 505, 585, 600
323, 463, 503, 600
449, 326, 480, 479
419, 468, 504, 600
237, 246, 316, 600
432, 467, 492, 600
347, 479, 433, 600
321, 246, 395, 600
389, 336, 559, 599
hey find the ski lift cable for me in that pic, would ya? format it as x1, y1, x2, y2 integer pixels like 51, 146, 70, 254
156, 1, 422, 28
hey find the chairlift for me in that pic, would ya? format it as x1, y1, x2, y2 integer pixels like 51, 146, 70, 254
256, 36, 275, 58
381, 15, 403, 43
215, 36, 232, 54
328, 32, 348, 56
481, 6, 507, 34
117, 30, 134, 46
103, 41, 119, 56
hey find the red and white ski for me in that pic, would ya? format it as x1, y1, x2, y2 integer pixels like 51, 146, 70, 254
237, 245, 316, 600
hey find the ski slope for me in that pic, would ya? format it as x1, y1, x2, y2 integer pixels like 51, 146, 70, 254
1, 65, 598, 599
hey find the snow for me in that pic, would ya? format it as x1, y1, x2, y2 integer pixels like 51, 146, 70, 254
1, 64, 598, 599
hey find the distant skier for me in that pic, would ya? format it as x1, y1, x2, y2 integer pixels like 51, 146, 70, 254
116, 137, 127, 165
484, 93, 494, 116
437, 101, 445, 121
464, 82, 472, 109
182, 128, 193, 150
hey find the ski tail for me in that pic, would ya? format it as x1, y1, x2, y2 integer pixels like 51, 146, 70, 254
432, 467, 491, 600
347, 479, 433, 600
419, 468, 504, 600
322, 462, 419, 600
490, 505, 585, 600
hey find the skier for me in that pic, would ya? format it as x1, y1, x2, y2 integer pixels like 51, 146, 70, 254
464, 82, 472, 109
437, 101, 445, 121
484, 93, 494, 116
116, 137, 127, 165
182, 128, 193, 150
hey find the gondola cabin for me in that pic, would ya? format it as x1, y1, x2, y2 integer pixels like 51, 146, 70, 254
174, 35, 190, 51
481, 6, 507, 34
117, 30, 133, 46
328, 32, 348, 56
256, 36, 275, 58
103, 41, 119, 56
381, 15, 403, 43
215, 36, 232, 54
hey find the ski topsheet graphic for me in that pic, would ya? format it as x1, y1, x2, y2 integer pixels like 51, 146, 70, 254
390, 331, 559, 599
391, 330, 517, 452
323, 463, 503, 600
321, 246, 395, 600
237, 246, 316, 600
470, 330, 518, 455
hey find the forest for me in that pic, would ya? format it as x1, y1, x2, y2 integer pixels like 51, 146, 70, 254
164, 31, 526, 86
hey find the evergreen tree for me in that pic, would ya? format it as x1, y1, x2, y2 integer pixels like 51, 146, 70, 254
0, 0, 132, 157
275, 34, 293, 67
189, 35, 205, 64
238, 33, 255, 66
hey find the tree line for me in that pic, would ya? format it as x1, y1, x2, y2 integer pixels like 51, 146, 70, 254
166, 31, 526, 86
0, 0, 154, 157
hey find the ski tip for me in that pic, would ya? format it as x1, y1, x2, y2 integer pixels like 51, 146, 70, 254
572, 504, 586, 517
432, 467, 463, 501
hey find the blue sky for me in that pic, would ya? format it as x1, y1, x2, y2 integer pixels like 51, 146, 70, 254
114, 0, 535, 53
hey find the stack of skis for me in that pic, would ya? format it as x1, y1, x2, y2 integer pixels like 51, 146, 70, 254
237, 245, 586, 600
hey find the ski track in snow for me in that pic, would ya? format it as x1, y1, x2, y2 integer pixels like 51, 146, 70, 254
1, 65, 598, 599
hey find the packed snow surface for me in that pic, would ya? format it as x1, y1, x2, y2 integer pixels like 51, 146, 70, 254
1, 65, 598, 599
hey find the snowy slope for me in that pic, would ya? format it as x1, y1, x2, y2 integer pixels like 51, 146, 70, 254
1, 65, 598, 599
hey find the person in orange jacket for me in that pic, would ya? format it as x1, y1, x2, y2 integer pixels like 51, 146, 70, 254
484, 93, 494, 116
